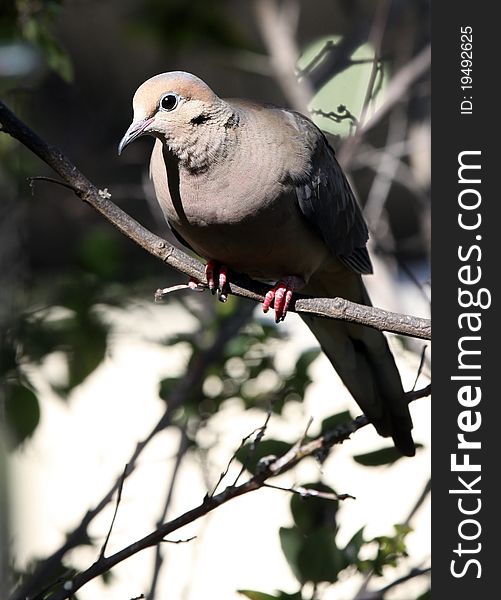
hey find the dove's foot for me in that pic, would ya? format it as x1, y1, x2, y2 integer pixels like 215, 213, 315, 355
262, 276, 304, 323
188, 260, 229, 302
205, 260, 228, 293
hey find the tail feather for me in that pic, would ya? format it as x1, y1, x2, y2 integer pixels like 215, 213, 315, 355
302, 271, 415, 456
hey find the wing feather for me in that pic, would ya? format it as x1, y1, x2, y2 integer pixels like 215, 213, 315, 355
290, 111, 373, 275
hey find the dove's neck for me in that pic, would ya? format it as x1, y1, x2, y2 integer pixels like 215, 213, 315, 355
164, 101, 240, 175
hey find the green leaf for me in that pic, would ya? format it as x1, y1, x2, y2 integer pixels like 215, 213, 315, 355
5, 382, 40, 447
21, 8, 73, 81
294, 348, 321, 377
159, 377, 179, 402
238, 592, 280, 600
290, 483, 338, 533
364, 524, 413, 576
297, 529, 343, 583
0, 337, 17, 376
161, 332, 196, 347
235, 439, 291, 475
77, 230, 122, 280
353, 444, 423, 467
238, 592, 302, 600
279, 527, 304, 583
342, 526, 365, 564
65, 315, 107, 391
320, 411, 353, 434
283, 348, 320, 398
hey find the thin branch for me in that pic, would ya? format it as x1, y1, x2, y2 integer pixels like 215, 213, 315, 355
231, 403, 274, 488
208, 424, 266, 498
311, 106, 359, 127
253, 0, 313, 112
99, 464, 128, 560
27, 175, 78, 193
357, 0, 391, 134
339, 44, 431, 168
161, 536, 196, 545
412, 345, 428, 392
41, 384, 431, 600
404, 478, 431, 527
378, 565, 430, 594
364, 105, 408, 231
148, 430, 190, 600
0, 100, 430, 341
355, 566, 431, 600
297, 39, 336, 79
360, 45, 431, 136
263, 482, 355, 502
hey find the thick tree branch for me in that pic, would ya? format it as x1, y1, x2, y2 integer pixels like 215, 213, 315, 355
0, 101, 430, 340
40, 384, 430, 600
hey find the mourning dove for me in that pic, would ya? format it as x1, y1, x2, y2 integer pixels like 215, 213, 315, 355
119, 71, 415, 456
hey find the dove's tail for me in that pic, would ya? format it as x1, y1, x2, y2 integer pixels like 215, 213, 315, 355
301, 270, 415, 456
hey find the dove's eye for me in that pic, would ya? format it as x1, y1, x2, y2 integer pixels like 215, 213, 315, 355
160, 93, 179, 111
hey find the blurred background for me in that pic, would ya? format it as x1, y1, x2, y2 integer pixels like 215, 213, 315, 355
1, 1, 430, 599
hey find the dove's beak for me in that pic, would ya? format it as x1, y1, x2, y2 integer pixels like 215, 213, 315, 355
118, 116, 155, 155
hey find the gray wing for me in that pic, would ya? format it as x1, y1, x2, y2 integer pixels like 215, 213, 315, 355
291, 112, 373, 275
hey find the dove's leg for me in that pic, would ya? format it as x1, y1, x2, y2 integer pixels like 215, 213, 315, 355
262, 276, 304, 323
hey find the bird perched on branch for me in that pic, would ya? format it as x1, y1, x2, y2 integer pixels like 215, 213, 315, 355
119, 71, 415, 456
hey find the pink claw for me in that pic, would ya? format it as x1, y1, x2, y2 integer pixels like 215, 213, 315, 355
204, 260, 229, 300
218, 265, 228, 291
262, 277, 302, 322
205, 260, 217, 291
188, 277, 202, 290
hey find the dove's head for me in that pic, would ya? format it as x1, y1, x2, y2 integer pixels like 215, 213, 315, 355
118, 71, 236, 170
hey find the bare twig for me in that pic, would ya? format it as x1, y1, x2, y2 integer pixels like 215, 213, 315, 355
154, 283, 203, 301
99, 464, 129, 560
339, 44, 431, 168
207, 423, 266, 498
253, 0, 313, 112
161, 536, 196, 545
27, 175, 77, 193
357, 0, 391, 133
263, 482, 355, 502
311, 106, 359, 127
404, 478, 431, 527
412, 345, 428, 392
378, 565, 430, 594
364, 105, 408, 231
148, 430, 190, 600
297, 39, 336, 79
360, 45, 431, 136
231, 403, 274, 488
355, 566, 431, 600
